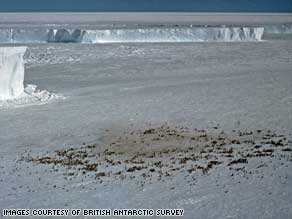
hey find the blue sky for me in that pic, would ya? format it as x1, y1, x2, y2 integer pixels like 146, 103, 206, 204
0, 0, 291, 12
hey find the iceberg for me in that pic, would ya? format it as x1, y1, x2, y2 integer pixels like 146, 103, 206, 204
0, 47, 27, 100
0, 46, 64, 108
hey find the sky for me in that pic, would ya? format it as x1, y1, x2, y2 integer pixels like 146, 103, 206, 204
0, 0, 291, 12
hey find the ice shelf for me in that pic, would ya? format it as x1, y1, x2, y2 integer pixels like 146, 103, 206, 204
0, 27, 266, 43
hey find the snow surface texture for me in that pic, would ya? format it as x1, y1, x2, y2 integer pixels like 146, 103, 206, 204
0, 47, 64, 108
0, 47, 26, 100
0, 27, 265, 43
2, 40, 292, 219
0, 84, 64, 108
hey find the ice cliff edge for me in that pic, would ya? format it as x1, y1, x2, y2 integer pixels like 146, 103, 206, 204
0, 47, 27, 100
0, 27, 265, 43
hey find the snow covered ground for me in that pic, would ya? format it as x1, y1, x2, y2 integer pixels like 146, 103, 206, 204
0, 13, 292, 218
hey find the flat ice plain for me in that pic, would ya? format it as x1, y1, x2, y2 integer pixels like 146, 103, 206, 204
0, 13, 292, 219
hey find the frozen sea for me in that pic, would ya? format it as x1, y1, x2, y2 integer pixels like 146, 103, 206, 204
0, 13, 292, 219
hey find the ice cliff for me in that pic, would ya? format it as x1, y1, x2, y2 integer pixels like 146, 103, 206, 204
0, 27, 265, 43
